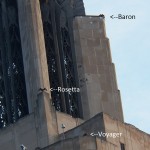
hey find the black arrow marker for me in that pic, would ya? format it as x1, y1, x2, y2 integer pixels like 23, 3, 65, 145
110, 15, 114, 19
110, 15, 119, 19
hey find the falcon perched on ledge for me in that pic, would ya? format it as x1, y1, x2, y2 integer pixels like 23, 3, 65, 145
99, 14, 105, 19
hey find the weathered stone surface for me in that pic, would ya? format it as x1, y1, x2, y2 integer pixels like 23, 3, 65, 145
42, 113, 150, 150
103, 113, 150, 150
0, 1, 149, 149
56, 111, 84, 134
17, 0, 58, 148
17, 0, 50, 113
73, 16, 124, 121
0, 114, 37, 150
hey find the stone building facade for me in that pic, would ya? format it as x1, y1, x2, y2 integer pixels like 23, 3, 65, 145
0, 0, 149, 150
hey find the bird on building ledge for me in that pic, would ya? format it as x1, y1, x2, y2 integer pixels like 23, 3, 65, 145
38, 88, 47, 92
99, 14, 105, 19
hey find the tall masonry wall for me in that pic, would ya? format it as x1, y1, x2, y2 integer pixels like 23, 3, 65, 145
41, 113, 150, 150
0, 110, 82, 150
73, 16, 124, 121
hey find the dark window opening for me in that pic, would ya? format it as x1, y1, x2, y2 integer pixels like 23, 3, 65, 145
61, 27, 79, 117
40, 0, 62, 112
40, 1, 80, 118
120, 143, 125, 150
0, 0, 28, 128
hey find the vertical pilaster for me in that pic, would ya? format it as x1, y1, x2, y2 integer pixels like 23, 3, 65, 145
35, 91, 58, 147
17, 0, 58, 147
17, 0, 50, 113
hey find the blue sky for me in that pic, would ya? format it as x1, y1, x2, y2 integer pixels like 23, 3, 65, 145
84, 0, 150, 134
